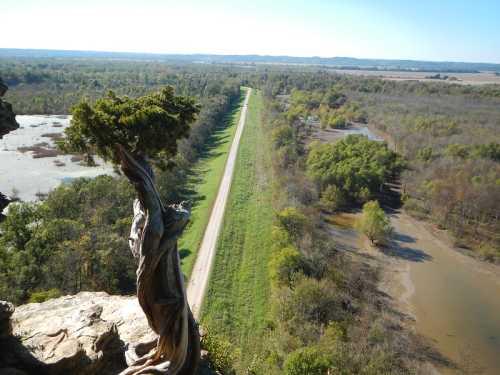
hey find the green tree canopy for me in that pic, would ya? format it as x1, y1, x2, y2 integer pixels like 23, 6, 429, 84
59, 86, 199, 164
307, 135, 403, 204
356, 200, 392, 245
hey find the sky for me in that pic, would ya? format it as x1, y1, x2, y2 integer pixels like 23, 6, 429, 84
2, 0, 500, 63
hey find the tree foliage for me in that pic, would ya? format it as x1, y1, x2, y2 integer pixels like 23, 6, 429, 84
59, 86, 199, 164
307, 135, 403, 205
356, 200, 393, 245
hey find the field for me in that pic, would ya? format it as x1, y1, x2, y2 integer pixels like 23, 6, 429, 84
179, 89, 246, 277
201, 89, 274, 370
335, 69, 500, 85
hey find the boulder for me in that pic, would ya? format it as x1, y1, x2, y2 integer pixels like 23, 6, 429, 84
2, 292, 218, 375
5, 292, 155, 375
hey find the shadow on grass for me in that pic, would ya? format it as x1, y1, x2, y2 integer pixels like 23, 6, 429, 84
177, 92, 245, 206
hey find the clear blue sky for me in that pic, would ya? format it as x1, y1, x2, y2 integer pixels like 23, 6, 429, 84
2, 0, 499, 63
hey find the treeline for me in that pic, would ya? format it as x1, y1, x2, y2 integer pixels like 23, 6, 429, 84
6, 57, 500, 115
252, 70, 500, 99
1, 58, 242, 113
251, 88, 422, 374
0, 80, 242, 304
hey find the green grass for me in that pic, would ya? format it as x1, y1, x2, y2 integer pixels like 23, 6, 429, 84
179, 88, 247, 277
201, 89, 275, 371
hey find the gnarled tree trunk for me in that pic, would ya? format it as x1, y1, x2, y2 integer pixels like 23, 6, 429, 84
117, 145, 200, 375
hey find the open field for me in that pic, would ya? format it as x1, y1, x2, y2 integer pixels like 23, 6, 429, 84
334, 69, 500, 85
201, 89, 274, 370
179, 89, 246, 277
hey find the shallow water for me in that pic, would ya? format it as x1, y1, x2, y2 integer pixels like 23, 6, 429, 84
394, 216, 500, 374
337, 126, 384, 141
0, 115, 114, 202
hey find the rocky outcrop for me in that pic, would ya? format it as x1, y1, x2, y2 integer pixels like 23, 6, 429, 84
0, 78, 18, 139
4, 292, 154, 375
1, 292, 216, 375
0, 78, 19, 220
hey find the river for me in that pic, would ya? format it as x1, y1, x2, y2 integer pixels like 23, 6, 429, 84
394, 214, 500, 374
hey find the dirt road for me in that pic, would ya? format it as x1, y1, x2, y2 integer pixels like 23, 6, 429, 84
186, 88, 251, 318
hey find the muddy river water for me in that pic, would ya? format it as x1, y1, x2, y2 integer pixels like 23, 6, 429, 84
394, 215, 500, 374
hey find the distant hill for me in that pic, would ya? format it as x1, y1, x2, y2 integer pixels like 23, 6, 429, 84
1, 48, 500, 73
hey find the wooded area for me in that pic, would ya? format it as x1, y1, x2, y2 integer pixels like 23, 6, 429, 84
1, 58, 499, 373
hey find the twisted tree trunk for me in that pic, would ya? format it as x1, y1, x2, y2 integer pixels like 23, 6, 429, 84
117, 145, 200, 375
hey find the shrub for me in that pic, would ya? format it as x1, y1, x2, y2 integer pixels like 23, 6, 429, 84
277, 207, 307, 242
201, 329, 236, 374
478, 245, 500, 263
284, 347, 331, 375
269, 246, 303, 287
328, 114, 347, 129
28, 288, 61, 303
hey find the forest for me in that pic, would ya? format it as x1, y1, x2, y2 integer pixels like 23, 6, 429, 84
0, 61, 241, 304
256, 70, 500, 261
1, 58, 500, 374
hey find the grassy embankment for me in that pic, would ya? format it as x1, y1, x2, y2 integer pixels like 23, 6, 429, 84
201, 89, 274, 370
179, 88, 247, 277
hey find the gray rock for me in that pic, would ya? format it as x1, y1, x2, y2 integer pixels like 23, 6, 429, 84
6, 292, 155, 375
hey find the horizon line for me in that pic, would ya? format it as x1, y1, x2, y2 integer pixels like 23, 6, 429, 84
1, 47, 500, 66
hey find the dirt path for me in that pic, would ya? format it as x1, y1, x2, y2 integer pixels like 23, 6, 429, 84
186, 88, 251, 318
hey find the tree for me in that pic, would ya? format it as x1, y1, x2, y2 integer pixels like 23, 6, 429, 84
59, 86, 199, 165
307, 135, 403, 207
356, 200, 392, 245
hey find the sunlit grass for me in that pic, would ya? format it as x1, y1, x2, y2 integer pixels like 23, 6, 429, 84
201, 89, 274, 371
179, 88, 247, 277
